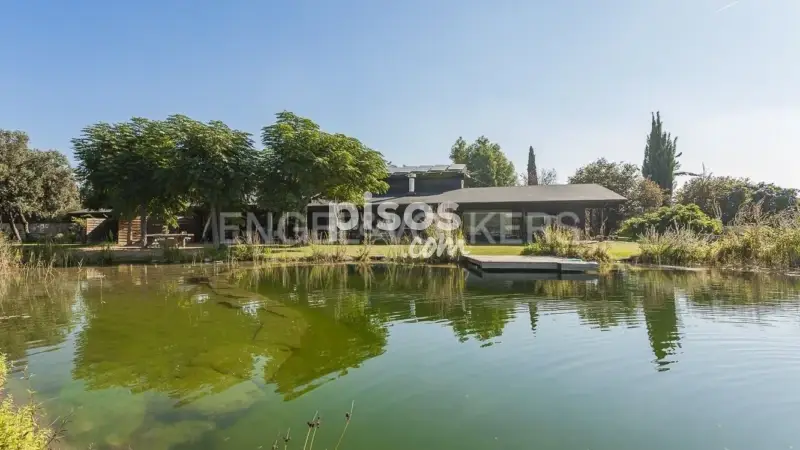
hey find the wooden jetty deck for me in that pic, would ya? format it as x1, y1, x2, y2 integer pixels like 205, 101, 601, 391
463, 255, 599, 273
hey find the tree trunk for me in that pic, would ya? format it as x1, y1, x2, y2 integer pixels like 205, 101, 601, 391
20, 213, 30, 236
9, 213, 22, 242
140, 205, 148, 248
210, 205, 220, 249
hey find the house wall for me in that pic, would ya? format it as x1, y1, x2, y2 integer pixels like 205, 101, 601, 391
385, 175, 464, 195
306, 201, 601, 244
0, 222, 75, 239
85, 218, 116, 243
117, 219, 142, 246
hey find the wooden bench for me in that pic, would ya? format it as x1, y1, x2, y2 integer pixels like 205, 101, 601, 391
145, 233, 192, 248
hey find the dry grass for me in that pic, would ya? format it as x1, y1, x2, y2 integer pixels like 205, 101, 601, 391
521, 226, 613, 263
634, 204, 800, 269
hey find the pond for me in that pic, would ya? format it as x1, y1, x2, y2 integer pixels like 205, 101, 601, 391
2, 264, 800, 449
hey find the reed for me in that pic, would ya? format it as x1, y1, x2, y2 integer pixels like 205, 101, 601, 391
633, 205, 800, 269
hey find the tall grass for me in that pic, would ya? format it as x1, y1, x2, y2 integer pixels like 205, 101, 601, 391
0, 234, 22, 272
633, 205, 800, 269
521, 226, 612, 263
637, 226, 712, 266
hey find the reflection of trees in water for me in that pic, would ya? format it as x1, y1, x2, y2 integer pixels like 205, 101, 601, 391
46, 264, 800, 406
72, 266, 390, 403
73, 280, 268, 402
238, 264, 514, 344
0, 279, 78, 363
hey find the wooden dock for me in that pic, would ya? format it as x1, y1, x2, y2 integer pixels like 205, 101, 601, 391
463, 255, 599, 273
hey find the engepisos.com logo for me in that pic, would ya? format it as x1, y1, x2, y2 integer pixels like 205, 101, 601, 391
207, 200, 581, 258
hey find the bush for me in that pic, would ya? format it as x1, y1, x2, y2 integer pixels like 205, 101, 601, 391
618, 204, 722, 239
521, 226, 612, 263
712, 225, 800, 268
637, 227, 713, 266
633, 217, 800, 269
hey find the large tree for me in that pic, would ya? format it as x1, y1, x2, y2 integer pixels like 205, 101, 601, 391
518, 168, 558, 186
538, 168, 558, 185
568, 158, 643, 235
259, 111, 389, 215
1, 130, 79, 240
167, 115, 258, 248
526, 146, 538, 185
569, 158, 640, 198
677, 175, 798, 224
73, 118, 186, 246
450, 136, 516, 187
642, 111, 681, 202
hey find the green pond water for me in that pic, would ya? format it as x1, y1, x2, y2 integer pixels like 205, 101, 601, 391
2, 264, 800, 449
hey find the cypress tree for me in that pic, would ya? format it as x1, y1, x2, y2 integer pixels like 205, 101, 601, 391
643, 112, 681, 202
527, 146, 538, 185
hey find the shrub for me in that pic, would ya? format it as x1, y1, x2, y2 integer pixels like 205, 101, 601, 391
618, 204, 722, 239
637, 227, 713, 266
521, 226, 612, 263
229, 243, 272, 263
712, 225, 800, 269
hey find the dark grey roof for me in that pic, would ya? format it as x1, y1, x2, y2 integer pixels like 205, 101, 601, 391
312, 184, 626, 207
387, 164, 467, 175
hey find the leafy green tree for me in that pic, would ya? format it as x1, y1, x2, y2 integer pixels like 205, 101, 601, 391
628, 178, 664, 215
259, 111, 389, 215
0, 130, 79, 240
526, 146, 538, 185
677, 175, 798, 224
568, 158, 640, 198
750, 182, 798, 216
642, 112, 681, 202
73, 119, 186, 247
569, 158, 647, 235
449, 136, 516, 187
166, 115, 258, 248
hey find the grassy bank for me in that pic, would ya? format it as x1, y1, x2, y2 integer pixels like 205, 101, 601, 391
2, 232, 640, 270
634, 215, 800, 270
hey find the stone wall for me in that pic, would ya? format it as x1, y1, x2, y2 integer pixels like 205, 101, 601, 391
0, 222, 75, 239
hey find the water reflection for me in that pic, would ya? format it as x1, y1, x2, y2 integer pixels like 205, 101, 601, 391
3, 265, 800, 449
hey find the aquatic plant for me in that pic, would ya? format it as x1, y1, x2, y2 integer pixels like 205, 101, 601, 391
0, 354, 64, 450
271, 402, 354, 450
637, 226, 712, 266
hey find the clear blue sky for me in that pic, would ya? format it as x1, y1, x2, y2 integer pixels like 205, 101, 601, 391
2, 0, 798, 187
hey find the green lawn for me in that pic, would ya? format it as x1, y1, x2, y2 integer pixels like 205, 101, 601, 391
9, 240, 640, 263
465, 241, 640, 260
262, 241, 640, 261
594, 241, 640, 260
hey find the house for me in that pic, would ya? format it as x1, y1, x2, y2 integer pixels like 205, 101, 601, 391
72, 164, 627, 245
307, 164, 627, 244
